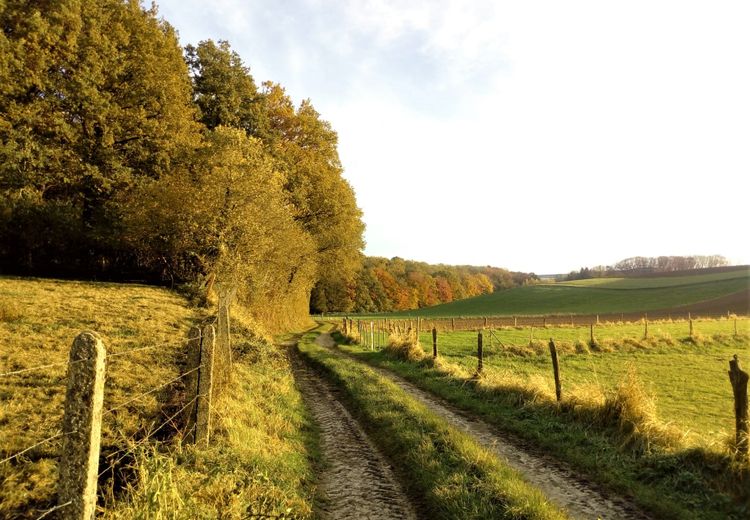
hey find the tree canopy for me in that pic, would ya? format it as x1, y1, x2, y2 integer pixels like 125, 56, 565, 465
0, 1, 363, 329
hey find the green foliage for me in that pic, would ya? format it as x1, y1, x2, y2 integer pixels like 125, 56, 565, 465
0, 0, 199, 275
0, 3, 365, 329
325, 256, 535, 313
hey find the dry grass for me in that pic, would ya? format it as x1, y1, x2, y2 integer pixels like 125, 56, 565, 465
384, 331, 425, 362
0, 276, 206, 517
428, 355, 685, 456
0, 277, 316, 518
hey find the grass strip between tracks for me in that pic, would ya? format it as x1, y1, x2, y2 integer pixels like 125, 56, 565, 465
296, 324, 568, 520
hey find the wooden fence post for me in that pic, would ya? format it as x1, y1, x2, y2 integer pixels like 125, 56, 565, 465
451, 318, 455, 331
217, 290, 232, 394
689, 318, 694, 338
543, 316, 547, 328
484, 316, 488, 328
477, 331, 483, 374
184, 326, 202, 442
514, 316, 517, 327
734, 318, 738, 337
196, 325, 215, 447
432, 327, 438, 358
728, 355, 749, 457
643, 315, 649, 339
370, 321, 374, 351
549, 339, 562, 402
529, 326, 534, 346
58, 332, 106, 519
590, 323, 595, 346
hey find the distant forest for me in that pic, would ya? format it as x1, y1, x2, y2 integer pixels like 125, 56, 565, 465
563, 255, 730, 281
312, 257, 537, 314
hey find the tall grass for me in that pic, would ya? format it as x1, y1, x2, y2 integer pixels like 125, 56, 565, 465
0, 277, 317, 518
337, 336, 750, 518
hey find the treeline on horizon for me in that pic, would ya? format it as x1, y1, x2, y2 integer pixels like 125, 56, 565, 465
0, 1, 363, 329
311, 257, 538, 313
563, 255, 731, 281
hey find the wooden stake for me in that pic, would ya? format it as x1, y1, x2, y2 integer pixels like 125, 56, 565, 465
728, 355, 749, 457
477, 331, 483, 374
432, 327, 438, 358
549, 339, 562, 402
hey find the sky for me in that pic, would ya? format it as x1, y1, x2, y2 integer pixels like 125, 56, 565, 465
156, 0, 750, 274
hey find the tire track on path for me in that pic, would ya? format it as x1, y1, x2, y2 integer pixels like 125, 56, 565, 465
320, 332, 653, 520
288, 336, 418, 520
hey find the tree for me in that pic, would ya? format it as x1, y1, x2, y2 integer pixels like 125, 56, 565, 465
0, 0, 199, 276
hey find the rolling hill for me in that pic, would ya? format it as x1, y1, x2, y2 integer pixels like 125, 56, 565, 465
385, 266, 750, 318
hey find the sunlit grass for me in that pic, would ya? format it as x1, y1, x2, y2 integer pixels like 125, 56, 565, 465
418, 320, 750, 445
0, 277, 317, 518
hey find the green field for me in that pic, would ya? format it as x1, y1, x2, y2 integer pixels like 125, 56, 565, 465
416, 319, 750, 446
386, 268, 749, 318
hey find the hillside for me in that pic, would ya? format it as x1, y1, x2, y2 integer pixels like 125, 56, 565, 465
0, 277, 316, 518
386, 266, 749, 318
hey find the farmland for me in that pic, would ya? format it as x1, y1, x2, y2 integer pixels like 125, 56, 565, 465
378, 267, 749, 318
336, 318, 750, 518
415, 319, 750, 445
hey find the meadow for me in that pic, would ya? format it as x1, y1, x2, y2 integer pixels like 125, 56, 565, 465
417, 318, 750, 446
384, 267, 749, 318
0, 277, 317, 518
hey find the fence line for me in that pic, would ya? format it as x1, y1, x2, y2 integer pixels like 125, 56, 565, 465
345, 320, 749, 461
103, 365, 202, 416
35, 500, 72, 519
0, 430, 74, 466
2, 294, 235, 518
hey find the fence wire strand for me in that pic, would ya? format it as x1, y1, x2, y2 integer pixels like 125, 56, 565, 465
0, 358, 87, 378
1, 332, 202, 377
107, 334, 202, 359
0, 430, 75, 466
98, 394, 200, 479
35, 500, 72, 519
103, 365, 202, 416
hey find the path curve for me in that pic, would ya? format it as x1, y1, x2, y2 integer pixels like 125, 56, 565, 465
321, 332, 652, 520
289, 335, 418, 520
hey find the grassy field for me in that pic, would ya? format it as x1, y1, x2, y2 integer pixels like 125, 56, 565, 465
337, 329, 750, 519
556, 268, 749, 288
417, 319, 750, 446
297, 324, 567, 520
379, 267, 749, 318
0, 277, 317, 518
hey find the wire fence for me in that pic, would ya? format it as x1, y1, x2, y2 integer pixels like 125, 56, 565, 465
0, 315, 225, 519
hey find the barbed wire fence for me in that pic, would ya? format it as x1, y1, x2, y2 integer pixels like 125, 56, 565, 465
341, 313, 749, 461
0, 297, 232, 519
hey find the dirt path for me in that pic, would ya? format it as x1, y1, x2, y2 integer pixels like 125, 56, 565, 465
289, 334, 418, 520
319, 332, 652, 520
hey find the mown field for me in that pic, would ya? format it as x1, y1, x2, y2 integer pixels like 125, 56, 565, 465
383, 267, 749, 318
0, 277, 317, 518
417, 318, 750, 446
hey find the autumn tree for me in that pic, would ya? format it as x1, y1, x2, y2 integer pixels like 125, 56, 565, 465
0, 0, 198, 276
